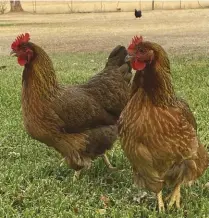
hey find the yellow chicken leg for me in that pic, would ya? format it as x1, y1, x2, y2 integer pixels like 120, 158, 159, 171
157, 191, 165, 212
103, 154, 117, 170
168, 184, 181, 209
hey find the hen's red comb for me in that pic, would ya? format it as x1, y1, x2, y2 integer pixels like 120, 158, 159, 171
132, 35, 143, 46
11, 33, 30, 50
128, 35, 143, 54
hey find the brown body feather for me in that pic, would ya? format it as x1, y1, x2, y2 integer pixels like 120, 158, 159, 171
21, 42, 132, 170
119, 42, 208, 194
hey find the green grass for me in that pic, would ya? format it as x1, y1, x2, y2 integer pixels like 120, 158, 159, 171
0, 52, 209, 218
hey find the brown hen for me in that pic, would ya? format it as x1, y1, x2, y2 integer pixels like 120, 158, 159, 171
118, 36, 208, 211
10, 33, 132, 180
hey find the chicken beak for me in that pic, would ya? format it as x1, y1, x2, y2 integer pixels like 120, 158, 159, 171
10, 50, 17, 57
125, 54, 134, 63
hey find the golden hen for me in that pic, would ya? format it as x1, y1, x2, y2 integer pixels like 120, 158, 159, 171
118, 36, 208, 211
10, 33, 132, 180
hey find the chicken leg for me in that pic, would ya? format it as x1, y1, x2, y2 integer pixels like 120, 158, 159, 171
103, 154, 117, 170
168, 184, 181, 209
157, 191, 165, 212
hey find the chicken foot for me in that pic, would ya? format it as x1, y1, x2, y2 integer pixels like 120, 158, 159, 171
168, 184, 181, 209
72, 154, 116, 181
103, 154, 117, 170
157, 191, 165, 212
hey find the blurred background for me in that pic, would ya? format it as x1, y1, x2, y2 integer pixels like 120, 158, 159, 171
1, 0, 209, 14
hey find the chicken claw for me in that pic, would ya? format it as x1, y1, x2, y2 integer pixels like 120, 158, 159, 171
168, 184, 181, 209
103, 154, 117, 171
157, 191, 165, 212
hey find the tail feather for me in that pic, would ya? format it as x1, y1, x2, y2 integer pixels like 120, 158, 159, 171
106, 45, 130, 68
119, 63, 133, 83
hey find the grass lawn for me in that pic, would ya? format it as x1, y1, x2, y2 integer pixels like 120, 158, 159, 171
0, 51, 209, 218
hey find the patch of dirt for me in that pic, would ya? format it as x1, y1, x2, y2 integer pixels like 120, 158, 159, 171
1, 9, 209, 55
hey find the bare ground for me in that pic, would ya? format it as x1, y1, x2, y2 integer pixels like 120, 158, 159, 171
0, 9, 209, 55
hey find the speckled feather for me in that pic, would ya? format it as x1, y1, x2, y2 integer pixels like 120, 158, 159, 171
19, 41, 132, 170
118, 41, 208, 193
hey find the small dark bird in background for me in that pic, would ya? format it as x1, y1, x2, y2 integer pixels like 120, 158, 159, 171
135, 9, 142, 18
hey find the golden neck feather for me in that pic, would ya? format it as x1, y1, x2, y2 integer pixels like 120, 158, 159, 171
22, 43, 59, 101
132, 45, 176, 106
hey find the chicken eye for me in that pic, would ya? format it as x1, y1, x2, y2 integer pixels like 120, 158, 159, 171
21, 43, 27, 51
138, 47, 145, 53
